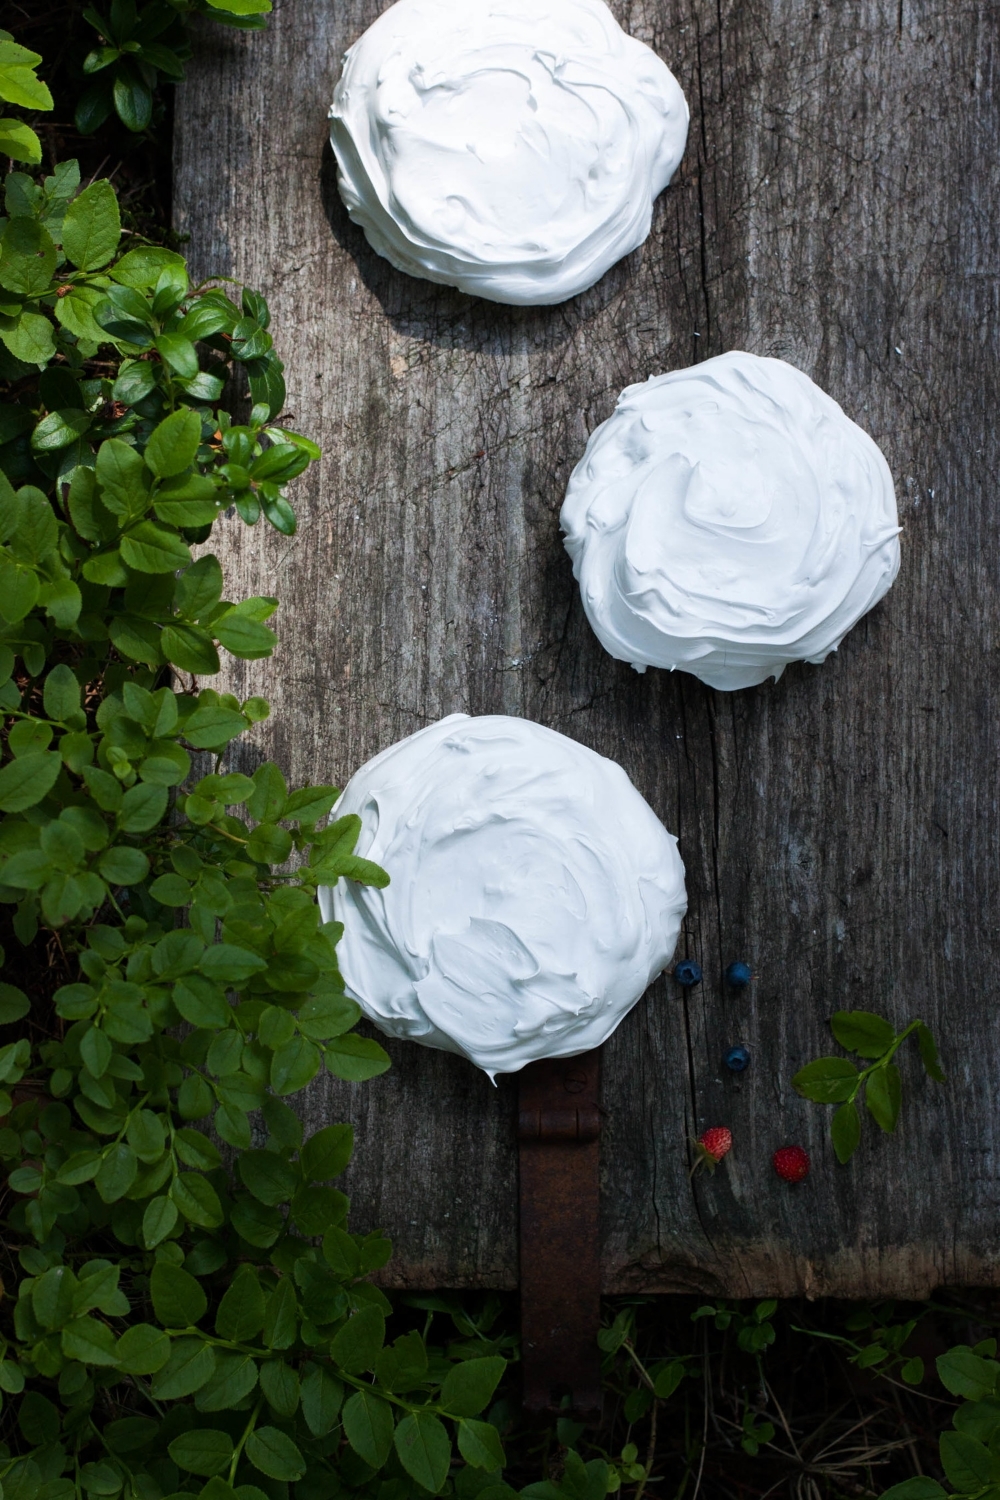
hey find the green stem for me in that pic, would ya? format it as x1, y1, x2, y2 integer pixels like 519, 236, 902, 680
846, 1020, 924, 1105
228, 1396, 263, 1484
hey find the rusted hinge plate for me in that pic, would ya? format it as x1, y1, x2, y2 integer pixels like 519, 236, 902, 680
518, 1050, 602, 1422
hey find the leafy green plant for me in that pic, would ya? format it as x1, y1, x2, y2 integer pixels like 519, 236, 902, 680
791, 1010, 945, 1163
76, 0, 273, 137
797, 1301, 926, 1387
692, 1300, 777, 1358
0, 126, 512, 1500
880, 1339, 1000, 1500
0, 30, 53, 165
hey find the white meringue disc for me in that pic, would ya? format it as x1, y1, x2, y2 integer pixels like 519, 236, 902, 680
328, 0, 689, 306
560, 351, 901, 690
318, 715, 687, 1077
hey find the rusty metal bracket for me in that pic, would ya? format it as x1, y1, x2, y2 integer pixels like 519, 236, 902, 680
517, 1049, 602, 1422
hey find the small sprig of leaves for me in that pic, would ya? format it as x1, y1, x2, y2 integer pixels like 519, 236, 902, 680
792, 1010, 945, 1163
693, 1300, 777, 1358
76, 0, 273, 137
880, 1338, 1000, 1500
0, 29, 53, 164
796, 1302, 926, 1388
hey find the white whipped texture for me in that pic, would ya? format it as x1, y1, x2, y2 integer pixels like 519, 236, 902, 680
328, 0, 689, 306
560, 351, 901, 690
318, 715, 686, 1076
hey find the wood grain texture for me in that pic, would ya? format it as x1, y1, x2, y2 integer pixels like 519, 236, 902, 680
174, 0, 1000, 1298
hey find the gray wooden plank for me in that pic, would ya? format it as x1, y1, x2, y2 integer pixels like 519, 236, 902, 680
174, 0, 1000, 1297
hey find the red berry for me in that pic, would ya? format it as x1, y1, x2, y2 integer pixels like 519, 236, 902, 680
773, 1145, 810, 1183
700, 1127, 732, 1162
690, 1126, 732, 1176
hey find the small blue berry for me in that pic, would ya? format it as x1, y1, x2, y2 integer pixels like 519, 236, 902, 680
724, 1045, 750, 1073
725, 961, 753, 988
674, 959, 703, 986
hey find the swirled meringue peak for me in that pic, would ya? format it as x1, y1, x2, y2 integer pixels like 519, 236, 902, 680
560, 352, 901, 690
318, 715, 686, 1077
328, 0, 689, 305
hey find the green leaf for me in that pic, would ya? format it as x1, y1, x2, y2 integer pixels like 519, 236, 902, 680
457, 1419, 506, 1471
330, 1304, 385, 1374
120, 520, 192, 574
0, 559, 40, 622
829, 1010, 896, 1058
2, 309, 55, 364
145, 408, 202, 478
245, 1427, 305, 1483
300, 1366, 343, 1435
270, 1035, 320, 1095
790, 1057, 858, 1104
215, 611, 277, 659
830, 1101, 861, 1163
207, 0, 273, 13
98, 845, 149, 884
0, 751, 61, 812
160, 623, 221, 676
325, 1032, 391, 1082
142, 1195, 178, 1248
298, 993, 360, 1041
43, 663, 80, 722
216, 1265, 265, 1341
283, 785, 339, 824
96, 437, 149, 518
259, 1359, 299, 1418
0, 118, 42, 165
115, 1323, 171, 1374
877, 1483, 946, 1500
440, 1356, 506, 1417
939, 1431, 995, 1492
0, 40, 54, 109
865, 1063, 902, 1134
168, 1430, 234, 1477
62, 180, 121, 271
202, 943, 268, 983
937, 1349, 999, 1401
247, 761, 287, 821
171, 1171, 224, 1228
113, 70, 152, 131
916, 1022, 946, 1082
95, 1141, 138, 1201
32, 407, 91, 454
156, 333, 199, 378
342, 1389, 393, 1469
238, 1150, 298, 1206
118, 782, 169, 832
301, 1123, 354, 1182
262, 1278, 298, 1349
176, 553, 224, 617
61, 1315, 119, 1366
394, 1412, 452, 1492
195, 1352, 259, 1412
112, 247, 187, 289
0, 218, 56, 296
184, 705, 248, 749
0, 982, 29, 1024
150, 1261, 208, 1327
150, 1337, 216, 1398
246, 822, 293, 864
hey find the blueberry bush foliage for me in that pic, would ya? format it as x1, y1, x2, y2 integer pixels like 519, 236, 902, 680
0, 108, 515, 1500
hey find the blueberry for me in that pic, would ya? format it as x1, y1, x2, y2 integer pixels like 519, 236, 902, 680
673, 959, 703, 986
725, 961, 753, 988
724, 1045, 750, 1073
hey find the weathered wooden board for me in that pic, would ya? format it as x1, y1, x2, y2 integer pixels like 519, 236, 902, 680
174, 0, 1000, 1298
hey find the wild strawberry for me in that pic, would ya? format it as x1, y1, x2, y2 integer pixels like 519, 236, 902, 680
773, 1145, 810, 1183
690, 1126, 732, 1176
